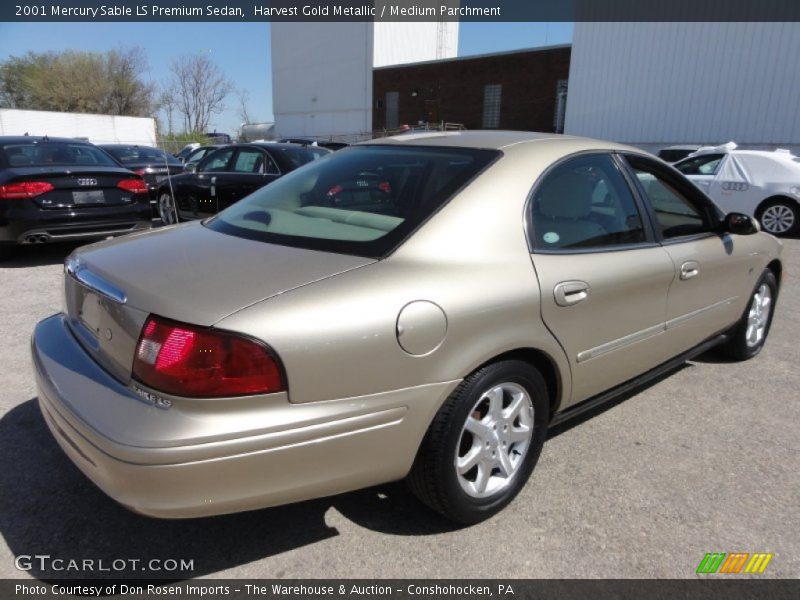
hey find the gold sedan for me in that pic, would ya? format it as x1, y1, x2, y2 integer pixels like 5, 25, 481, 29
32, 131, 782, 523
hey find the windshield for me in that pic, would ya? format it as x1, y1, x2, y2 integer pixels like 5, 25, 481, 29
674, 153, 725, 175
206, 145, 499, 257
104, 145, 180, 165
0, 141, 120, 168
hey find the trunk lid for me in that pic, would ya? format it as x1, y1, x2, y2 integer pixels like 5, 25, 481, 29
64, 221, 375, 383
6, 166, 142, 208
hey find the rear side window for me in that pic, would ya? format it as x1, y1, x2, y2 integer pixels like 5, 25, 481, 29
531, 153, 646, 250
0, 142, 118, 168
206, 145, 499, 257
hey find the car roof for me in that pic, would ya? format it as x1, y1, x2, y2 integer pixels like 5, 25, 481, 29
0, 135, 94, 145
360, 130, 641, 155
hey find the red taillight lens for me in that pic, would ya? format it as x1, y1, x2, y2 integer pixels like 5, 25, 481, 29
0, 181, 55, 199
378, 181, 392, 194
117, 178, 149, 194
132, 315, 285, 398
326, 184, 343, 197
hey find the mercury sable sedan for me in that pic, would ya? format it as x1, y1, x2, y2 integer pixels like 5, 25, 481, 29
32, 131, 782, 524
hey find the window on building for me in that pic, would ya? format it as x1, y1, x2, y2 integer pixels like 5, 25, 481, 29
482, 84, 502, 129
385, 91, 399, 129
554, 80, 568, 133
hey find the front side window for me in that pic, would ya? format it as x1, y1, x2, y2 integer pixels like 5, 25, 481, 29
199, 147, 235, 172
206, 145, 499, 257
630, 164, 710, 239
674, 153, 725, 175
531, 154, 646, 250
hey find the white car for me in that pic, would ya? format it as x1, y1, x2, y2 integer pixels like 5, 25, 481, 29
674, 142, 800, 236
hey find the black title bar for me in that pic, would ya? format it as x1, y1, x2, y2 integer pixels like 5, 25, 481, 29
3, 1, 800, 22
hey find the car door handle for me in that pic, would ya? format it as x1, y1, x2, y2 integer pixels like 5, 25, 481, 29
554, 281, 590, 307
680, 261, 700, 280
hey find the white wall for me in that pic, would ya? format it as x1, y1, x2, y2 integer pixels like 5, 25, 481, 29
271, 21, 460, 139
0, 109, 156, 145
565, 23, 800, 151
373, 22, 459, 68
271, 22, 374, 139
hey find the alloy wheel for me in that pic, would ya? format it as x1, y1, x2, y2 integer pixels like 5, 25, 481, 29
760, 204, 795, 234
159, 193, 177, 225
455, 382, 534, 499
746, 283, 772, 347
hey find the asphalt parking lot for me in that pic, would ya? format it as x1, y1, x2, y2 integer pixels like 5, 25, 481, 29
0, 238, 798, 580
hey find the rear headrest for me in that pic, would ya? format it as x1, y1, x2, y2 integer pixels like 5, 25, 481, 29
536, 172, 594, 219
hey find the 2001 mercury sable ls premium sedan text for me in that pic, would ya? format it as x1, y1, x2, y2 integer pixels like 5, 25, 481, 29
32, 131, 782, 524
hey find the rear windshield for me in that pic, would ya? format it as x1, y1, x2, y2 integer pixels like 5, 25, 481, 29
206, 145, 499, 257
0, 141, 119, 168
104, 145, 180, 165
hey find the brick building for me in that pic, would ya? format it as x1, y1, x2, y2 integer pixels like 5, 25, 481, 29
372, 44, 571, 133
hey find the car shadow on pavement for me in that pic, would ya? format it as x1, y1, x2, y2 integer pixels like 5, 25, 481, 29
0, 399, 458, 581
0, 243, 83, 269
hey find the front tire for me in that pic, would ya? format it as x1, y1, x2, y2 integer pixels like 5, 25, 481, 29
757, 198, 798, 236
719, 269, 778, 360
158, 191, 178, 225
408, 360, 549, 524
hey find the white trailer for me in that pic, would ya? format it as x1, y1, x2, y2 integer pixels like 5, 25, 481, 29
0, 108, 156, 146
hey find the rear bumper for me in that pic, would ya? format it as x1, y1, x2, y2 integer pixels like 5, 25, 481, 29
0, 198, 152, 244
33, 314, 455, 518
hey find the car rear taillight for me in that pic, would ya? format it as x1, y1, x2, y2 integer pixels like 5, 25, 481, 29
132, 315, 285, 398
117, 178, 149, 194
0, 181, 55, 199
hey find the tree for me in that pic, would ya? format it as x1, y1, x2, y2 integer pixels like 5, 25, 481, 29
0, 47, 155, 117
237, 88, 253, 125
168, 53, 233, 133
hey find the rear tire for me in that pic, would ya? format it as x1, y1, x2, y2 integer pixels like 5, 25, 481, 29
158, 191, 178, 225
407, 360, 549, 524
756, 198, 798, 236
719, 269, 778, 361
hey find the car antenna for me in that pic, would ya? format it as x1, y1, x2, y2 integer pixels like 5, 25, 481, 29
158, 137, 179, 225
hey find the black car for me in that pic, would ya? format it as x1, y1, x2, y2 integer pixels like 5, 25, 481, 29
99, 145, 184, 205
157, 143, 330, 223
0, 136, 151, 258
279, 137, 350, 151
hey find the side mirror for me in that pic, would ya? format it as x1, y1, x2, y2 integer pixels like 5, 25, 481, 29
178, 156, 186, 163
184, 163, 197, 174
723, 212, 758, 235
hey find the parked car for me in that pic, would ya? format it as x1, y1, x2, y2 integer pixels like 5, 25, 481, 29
156, 143, 330, 223
33, 132, 782, 524
174, 143, 200, 162
674, 142, 800, 236
180, 144, 227, 172
99, 145, 184, 206
657, 145, 701, 163
0, 136, 151, 258
277, 137, 348, 151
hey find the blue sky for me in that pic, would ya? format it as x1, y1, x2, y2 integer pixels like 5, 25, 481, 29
0, 21, 572, 135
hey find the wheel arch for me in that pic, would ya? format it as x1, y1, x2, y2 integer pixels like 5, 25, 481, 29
756, 194, 799, 215
468, 347, 564, 420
